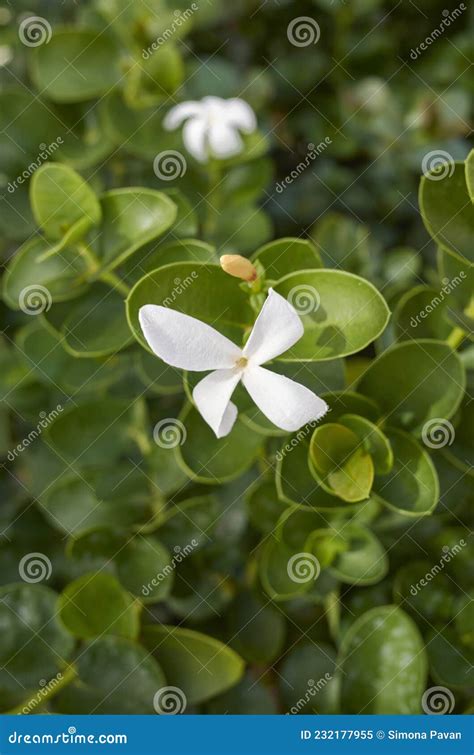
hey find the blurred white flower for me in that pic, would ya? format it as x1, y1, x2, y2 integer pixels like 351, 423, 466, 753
163, 96, 257, 163
139, 289, 328, 438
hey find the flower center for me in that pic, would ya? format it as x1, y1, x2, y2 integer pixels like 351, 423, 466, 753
236, 356, 248, 369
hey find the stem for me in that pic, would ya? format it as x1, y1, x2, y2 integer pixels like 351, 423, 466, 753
446, 327, 465, 350
100, 270, 131, 297
8, 665, 77, 714
77, 241, 100, 274
203, 161, 223, 240
77, 242, 131, 298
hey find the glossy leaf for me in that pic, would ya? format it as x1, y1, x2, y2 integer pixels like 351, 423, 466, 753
55, 637, 166, 714
30, 164, 101, 245
98, 189, 177, 271
309, 423, 374, 502
31, 29, 122, 102
142, 625, 244, 704
58, 572, 140, 640
274, 270, 390, 361
252, 238, 322, 280
357, 340, 465, 434
338, 606, 427, 713
419, 162, 474, 263
372, 428, 439, 517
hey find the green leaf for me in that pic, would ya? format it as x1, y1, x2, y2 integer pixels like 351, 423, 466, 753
0, 90, 64, 177
98, 189, 177, 271
338, 606, 427, 713
274, 270, 390, 360
136, 351, 183, 396
207, 672, 277, 714
393, 561, 454, 625
176, 404, 262, 484
16, 321, 128, 393
228, 591, 286, 663
126, 262, 253, 351
214, 204, 272, 253
142, 625, 244, 704
68, 530, 173, 603
426, 628, 474, 689
279, 643, 338, 714
465, 148, 474, 202
31, 29, 122, 102
309, 523, 388, 585
394, 286, 452, 341
0, 584, 74, 712
357, 340, 465, 433
338, 414, 393, 474
39, 475, 153, 536
30, 164, 101, 247
61, 283, 133, 357
455, 595, 474, 647
246, 479, 285, 534
45, 398, 147, 466
58, 572, 140, 639
158, 495, 218, 551
309, 423, 374, 502
311, 212, 371, 273
259, 535, 318, 601
2, 238, 88, 308
276, 432, 361, 512
55, 637, 166, 714
443, 395, 473, 474
419, 162, 474, 263
372, 428, 439, 517
252, 238, 322, 280
120, 239, 216, 287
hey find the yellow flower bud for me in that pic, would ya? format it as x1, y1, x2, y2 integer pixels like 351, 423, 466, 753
220, 254, 257, 282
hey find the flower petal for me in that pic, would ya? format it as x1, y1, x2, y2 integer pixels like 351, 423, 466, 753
163, 102, 202, 130
225, 98, 257, 133
183, 117, 208, 162
193, 369, 241, 438
242, 366, 328, 431
243, 288, 303, 365
208, 122, 243, 159
139, 305, 241, 371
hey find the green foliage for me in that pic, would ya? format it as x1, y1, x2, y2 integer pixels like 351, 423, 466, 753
0, 0, 471, 717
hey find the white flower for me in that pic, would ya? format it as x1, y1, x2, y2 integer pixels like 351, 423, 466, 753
163, 96, 257, 163
139, 289, 328, 438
